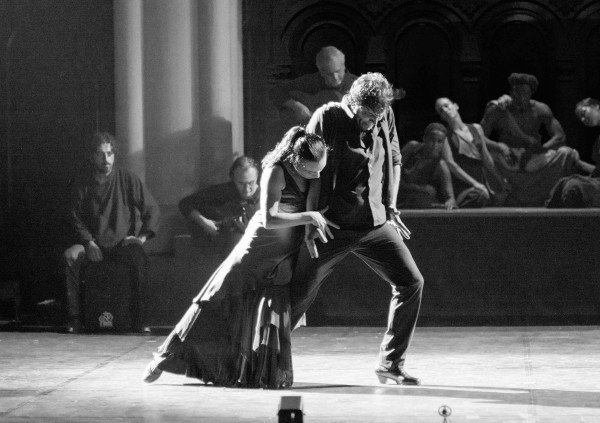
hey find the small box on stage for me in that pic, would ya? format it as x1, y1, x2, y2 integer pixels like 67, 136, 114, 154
278, 396, 303, 423
83, 261, 132, 332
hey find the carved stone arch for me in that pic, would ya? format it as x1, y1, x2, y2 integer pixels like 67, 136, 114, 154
476, 3, 560, 113
281, 3, 372, 77
571, 1, 600, 96
377, 5, 467, 143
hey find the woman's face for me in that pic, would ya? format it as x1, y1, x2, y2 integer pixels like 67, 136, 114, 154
293, 153, 327, 180
577, 105, 600, 127
423, 130, 446, 159
435, 98, 458, 122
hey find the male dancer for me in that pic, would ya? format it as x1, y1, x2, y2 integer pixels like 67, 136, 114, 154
290, 73, 423, 385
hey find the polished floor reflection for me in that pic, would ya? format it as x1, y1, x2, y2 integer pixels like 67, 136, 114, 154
2, 326, 600, 422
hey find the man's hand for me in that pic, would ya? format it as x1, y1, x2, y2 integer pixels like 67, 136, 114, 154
232, 216, 248, 234
387, 208, 411, 240
85, 240, 103, 262
495, 94, 513, 110
199, 219, 220, 236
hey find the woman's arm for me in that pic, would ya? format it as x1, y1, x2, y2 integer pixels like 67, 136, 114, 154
442, 136, 488, 192
473, 124, 509, 191
436, 160, 457, 210
260, 165, 332, 232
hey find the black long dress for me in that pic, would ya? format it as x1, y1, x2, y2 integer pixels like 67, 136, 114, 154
153, 164, 306, 389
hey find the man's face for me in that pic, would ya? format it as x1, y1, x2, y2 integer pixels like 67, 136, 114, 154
353, 105, 384, 132
232, 167, 259, 200
317, 58, 345, 88
509, 83, 533, 109
93, 143, 115, 176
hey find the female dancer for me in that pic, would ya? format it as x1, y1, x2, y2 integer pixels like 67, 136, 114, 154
143, 126, 336, 388
435, 97, 509, 207
547, 97, 600, 207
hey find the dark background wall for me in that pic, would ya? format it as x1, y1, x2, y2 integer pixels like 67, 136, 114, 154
0, 0, 114, 313
243, 0, 600, 163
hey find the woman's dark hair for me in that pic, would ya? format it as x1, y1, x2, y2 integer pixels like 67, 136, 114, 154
423, 122, 447, 140
262, 126, 327, 169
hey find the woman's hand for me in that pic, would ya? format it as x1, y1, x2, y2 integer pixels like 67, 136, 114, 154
444, 197, 458, 211
307, 207, 339, 242
473, 182, 489, 196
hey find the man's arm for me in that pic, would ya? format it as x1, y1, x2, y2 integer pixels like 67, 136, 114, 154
125, 174, 160, 245
539, 103, 566, 150
178, 188, 222, 236
69, 182, 94, 244
69, 180, 103, 261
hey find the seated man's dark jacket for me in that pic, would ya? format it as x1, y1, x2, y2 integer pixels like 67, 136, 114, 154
69, 167, 160, 249
179, 181, 260, 230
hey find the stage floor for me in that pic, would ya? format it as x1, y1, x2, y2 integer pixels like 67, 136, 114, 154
1, 326, 600, 422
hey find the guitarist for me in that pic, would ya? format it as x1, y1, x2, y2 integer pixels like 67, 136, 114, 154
269, 46, 358, 126
179, 156, 261, 257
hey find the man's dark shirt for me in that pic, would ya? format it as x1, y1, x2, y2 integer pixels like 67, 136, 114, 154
306, 102, 401, 229
70, 167, 160, 249
178, 181, 260, 229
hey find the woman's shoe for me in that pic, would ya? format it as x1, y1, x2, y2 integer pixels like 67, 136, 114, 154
142, 360, 163, 383
375, 367, 420, 385
143, 353, 175, 383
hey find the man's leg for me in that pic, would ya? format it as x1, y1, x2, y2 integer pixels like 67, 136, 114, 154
355, 224, 424, 384
112, 243, 150, 332
290, 230, 357, 328
63, 244, 87, 331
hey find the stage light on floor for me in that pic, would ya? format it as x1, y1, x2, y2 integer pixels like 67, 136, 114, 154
438, 405, 452, 422
278, 396, 303, 422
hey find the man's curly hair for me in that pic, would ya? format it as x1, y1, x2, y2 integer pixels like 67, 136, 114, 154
508, 73, 538, 94
344, 72, 395, 115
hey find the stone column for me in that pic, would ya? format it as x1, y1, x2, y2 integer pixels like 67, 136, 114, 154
113, 0, 244, 252
141, 0, 244, 205
114, 0, 145, 179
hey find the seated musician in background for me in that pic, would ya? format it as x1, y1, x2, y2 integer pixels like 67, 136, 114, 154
547, 97, 600, 208
64, 132, 160, 333
480, 72, 594, 206
397, 123, 457, 210
179, 156, 260, 257
269, 46, 358, 126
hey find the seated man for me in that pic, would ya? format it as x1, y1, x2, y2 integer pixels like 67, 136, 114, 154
64, 132, 160, 333
480, 72, 594, 206
269, 46, 358, 126
179, 156, 260, 257
397, 123, 457, 210
547, 97, 600, 208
